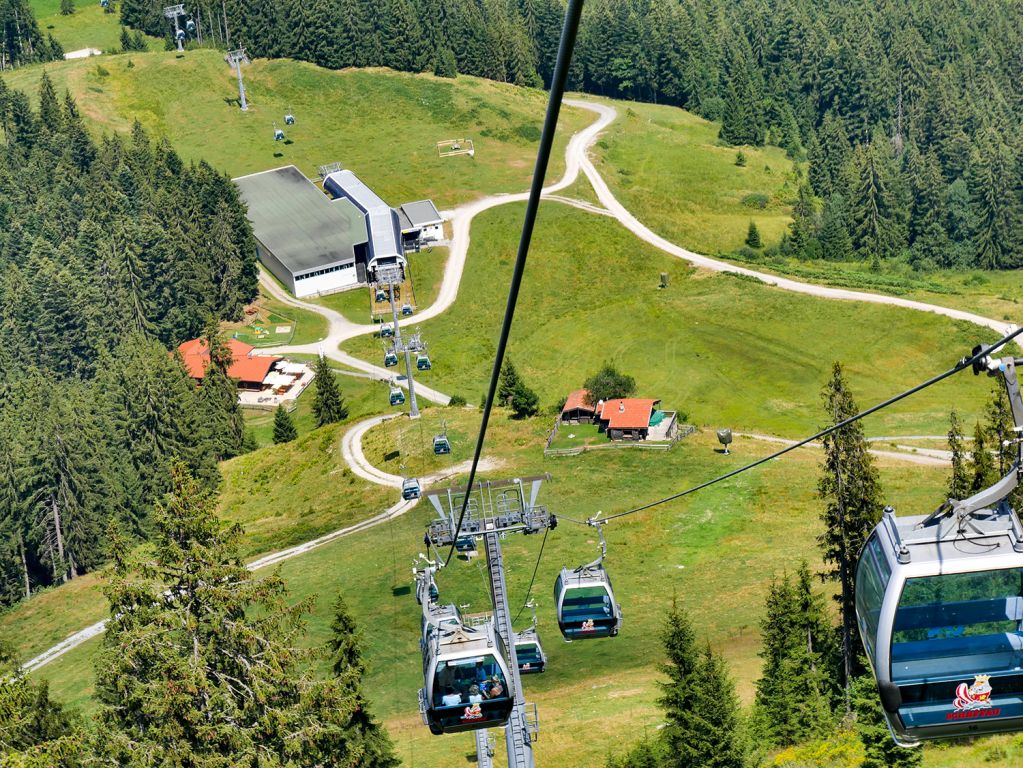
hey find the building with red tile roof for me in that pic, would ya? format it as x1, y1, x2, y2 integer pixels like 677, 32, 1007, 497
597, 398, 660, 438
561, 389, 596, 423
177, 338, 282, 389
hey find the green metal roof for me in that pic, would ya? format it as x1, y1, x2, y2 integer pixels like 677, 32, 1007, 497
234, 166, 367, 275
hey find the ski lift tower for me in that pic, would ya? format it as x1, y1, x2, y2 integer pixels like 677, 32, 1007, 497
424, 476, 556, 768
224, 48, 250, 111
378, 265, 422, 418
163, 4, 187, 52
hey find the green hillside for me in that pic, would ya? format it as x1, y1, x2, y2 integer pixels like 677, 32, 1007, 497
1, 50, 590, 209
342, 202, 995, 438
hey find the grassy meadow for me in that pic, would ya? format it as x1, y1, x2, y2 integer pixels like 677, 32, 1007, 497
342, 202, 997, 439
1, 50, 590, 209
29, 0, 157, 54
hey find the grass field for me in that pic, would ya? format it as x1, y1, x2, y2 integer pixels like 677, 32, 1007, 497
29, 0, 157, 54
582, 95, 797, 255
13, 415, 1012, 766
342, 202, 996, 439
1, 51, 590, 210
314, 247, 449, 322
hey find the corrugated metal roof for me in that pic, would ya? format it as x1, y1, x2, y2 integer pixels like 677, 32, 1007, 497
234, 166, 367, 274
323, 169, 387, 213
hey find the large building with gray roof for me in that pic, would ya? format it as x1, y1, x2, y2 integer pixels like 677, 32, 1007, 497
234, 165, 443, 298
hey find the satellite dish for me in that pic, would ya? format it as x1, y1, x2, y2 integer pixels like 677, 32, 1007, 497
716, 428, 732, 455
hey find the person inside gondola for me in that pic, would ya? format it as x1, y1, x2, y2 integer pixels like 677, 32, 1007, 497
442, 687, 462, 706
468, 684, 483, 703
485, 676, 504, 699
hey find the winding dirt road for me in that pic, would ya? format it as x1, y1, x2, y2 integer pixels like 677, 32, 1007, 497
22, 97, 1014, 674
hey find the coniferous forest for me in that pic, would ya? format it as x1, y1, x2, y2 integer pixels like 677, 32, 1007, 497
1, 0, 64, 70
0, 73, 258, 610
120, 0, 1023, 272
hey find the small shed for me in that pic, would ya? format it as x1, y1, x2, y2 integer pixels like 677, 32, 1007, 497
561, 389, 596, 424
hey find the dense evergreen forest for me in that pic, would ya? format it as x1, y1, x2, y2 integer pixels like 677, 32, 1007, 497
119, 0, 1023, 271
1, 0, 64, 70
0, 74, 258, 610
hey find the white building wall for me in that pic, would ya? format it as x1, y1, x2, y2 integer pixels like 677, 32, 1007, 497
293, 264, 359, 297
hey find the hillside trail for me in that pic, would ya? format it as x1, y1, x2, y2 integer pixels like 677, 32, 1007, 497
21, 97, 1012, 674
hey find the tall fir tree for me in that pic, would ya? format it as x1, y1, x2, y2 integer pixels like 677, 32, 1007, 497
817, 362, 883, 693
327, 593, 400, 768
947, 409, 971, 500
272, 404, 298, 444
658, 597, 745, 768
969, 421, 996, 493
95, 464, 379, 766
851, 672, 923, 768
312, 354, 349, 426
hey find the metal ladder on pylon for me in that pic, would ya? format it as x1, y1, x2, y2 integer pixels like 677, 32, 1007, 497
484, 532, 538, 768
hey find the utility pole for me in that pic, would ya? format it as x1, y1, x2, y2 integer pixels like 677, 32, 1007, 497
424, 476, 550, 768
163, 5, 186, 52
224, 48, 249, 111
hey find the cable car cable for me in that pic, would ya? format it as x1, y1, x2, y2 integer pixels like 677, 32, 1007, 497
600, 325, 1023, 524
513, 527, 550, 623
443, 0, 586, 566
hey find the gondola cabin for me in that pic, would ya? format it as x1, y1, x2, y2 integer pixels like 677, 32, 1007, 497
514, 629, 547, 674
389, 386, 405, 406
420, 621, 513, 735
856, 502, 1023, 746
455, 536, 475, 553
402, 303, 414, 316
554, 564, 622, 640
284, 112, 295, 126
417, 353, 432, 371
380, 324, 394, 338
402, 478, 422, 500
384, 351, 398, 367
185, 19, 196, 34
274, 125, 285, 142
375, 288, 387, 302
433, 435, 451, 455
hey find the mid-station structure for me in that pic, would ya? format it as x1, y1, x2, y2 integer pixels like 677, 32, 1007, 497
234, 165, 443, 298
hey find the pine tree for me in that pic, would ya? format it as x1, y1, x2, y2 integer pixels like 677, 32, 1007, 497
817, 362, 882, 692
851, 672, 922, 768
60, 0, 75, 15
312, 354, 348, 426
788, 183, 818, 257
754, 562, 837, 746
196, 327, 246, 462
498, 358, 522, 407
658, 597, 744, 768
272, 404, 297, 444
327, 593, 400, 768
947, 409, 970, 500
818, 194, 854, 261
969, 421, 996, 493
745, 220, 762, 248
95, 464, 377, 766
0, 640, 83, 765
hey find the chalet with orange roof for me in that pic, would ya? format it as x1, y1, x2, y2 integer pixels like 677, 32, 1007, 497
594, 397, 679, 441
560, 389, 596, 424
176, 338, 315, 407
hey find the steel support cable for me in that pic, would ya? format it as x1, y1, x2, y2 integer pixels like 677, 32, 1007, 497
513, 526, 550, 624
600, 327, 1023, 523
444, 0, 586, 566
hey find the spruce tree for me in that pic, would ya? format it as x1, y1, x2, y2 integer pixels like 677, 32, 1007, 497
754, 564, 837, 746
60, 0, 75, 14
95, 464, 376, 766
947, 409, 970, 499
818, 194, 854, 261
498, 358, 522, 407
0, 640, 83, 765
312, 354, 348, 426
817, 362, 882, 692
658, 597, 744, 768
745, 220, 762, 248
969, 421, 996, 493
328, 593, 400, 768
272, 404, 297, 444
851, 673, 922, 768
197, 328, 246, 462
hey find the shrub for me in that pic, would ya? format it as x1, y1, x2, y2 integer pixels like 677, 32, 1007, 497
742, 192, 769, 209
448, 394, 466, 407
